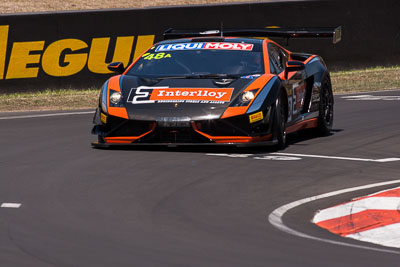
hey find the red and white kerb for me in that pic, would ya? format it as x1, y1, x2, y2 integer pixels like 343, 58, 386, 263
313, 187, 400, 248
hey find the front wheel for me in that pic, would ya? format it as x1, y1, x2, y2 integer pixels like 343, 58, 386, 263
272, 93, 287, 150
317, 77, 334, 136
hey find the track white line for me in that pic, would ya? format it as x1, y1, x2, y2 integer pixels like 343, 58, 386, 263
268, 179, 400, 254
0, 111, 95, 120
271, 153, 400, 163
335, 88, 400, 96
1, 203, 21, 208
341, 95, 400, 101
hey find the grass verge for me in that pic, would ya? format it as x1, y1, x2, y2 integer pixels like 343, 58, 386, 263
0, 89, 99, 112
0, 0, 257, 14
331, 65, 400, 94
0, 66, 399, 112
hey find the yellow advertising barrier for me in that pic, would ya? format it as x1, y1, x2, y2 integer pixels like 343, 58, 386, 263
0, 25, 154, 80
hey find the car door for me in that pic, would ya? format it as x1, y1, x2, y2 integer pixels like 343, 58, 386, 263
268, 42, 306, 125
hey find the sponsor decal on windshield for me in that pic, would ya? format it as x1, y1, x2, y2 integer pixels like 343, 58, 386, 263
241, 74, 262, 79
155, 42, 254, 52
127, 86, 233, 104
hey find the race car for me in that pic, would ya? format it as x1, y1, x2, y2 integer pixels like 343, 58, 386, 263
91, 27, 341, 149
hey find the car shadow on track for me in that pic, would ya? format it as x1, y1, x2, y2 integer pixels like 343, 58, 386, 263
91, 128, 343, 155
284, 128, 343, 147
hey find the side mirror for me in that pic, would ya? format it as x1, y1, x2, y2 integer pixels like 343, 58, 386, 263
284, 61, 305, 79
107, 62, 125, 74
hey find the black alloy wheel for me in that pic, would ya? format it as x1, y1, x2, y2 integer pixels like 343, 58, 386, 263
317, 77, 334, 136
272, 92, 287, 150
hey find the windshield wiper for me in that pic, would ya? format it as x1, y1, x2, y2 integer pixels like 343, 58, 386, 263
157, 75, 192, 79
196, 74, 241, 79
158, 74, 241, 80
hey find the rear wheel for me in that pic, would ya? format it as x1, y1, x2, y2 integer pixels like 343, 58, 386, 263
272, 92, 287, 150
317, 77, 334, 136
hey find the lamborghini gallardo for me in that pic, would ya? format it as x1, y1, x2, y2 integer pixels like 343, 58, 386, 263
92, 27, 341, 149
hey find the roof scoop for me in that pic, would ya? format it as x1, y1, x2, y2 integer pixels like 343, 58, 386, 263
200, 30, 220, 35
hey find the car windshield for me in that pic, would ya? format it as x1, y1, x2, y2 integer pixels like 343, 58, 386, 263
126, 41, 264, 77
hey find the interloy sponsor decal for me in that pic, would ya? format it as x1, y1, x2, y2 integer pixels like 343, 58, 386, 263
155, 42, 254, 52
127, 86, 233, 104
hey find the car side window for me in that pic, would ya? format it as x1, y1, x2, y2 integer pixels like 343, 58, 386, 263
268, 43, 288, 74
269, 57, 279, 74
279, 47, 288, 69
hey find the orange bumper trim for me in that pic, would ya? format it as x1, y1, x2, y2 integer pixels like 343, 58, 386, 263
104, 123, 156, 143
192, 122, 272, 143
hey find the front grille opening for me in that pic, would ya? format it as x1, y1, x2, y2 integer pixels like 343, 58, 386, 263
196, 117, 250, 136
138, 126, 211, 143
105, 116, 155, 137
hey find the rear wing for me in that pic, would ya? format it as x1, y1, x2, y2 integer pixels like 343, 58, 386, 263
163, 27, 342, 44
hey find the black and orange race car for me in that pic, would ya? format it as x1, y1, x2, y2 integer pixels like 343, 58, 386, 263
91, 27, 341, 149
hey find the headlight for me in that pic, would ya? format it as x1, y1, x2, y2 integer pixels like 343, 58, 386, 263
109, 89, 124, 107
229, 89, 259, 107
110, 91, 122, 104
241, 91, 255, 102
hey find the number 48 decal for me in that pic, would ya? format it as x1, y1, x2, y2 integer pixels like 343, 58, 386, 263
142, 52, 172, 60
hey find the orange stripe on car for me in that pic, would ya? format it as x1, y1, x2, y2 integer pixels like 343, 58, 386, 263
221, 106, 248, 119
221, 74, 274, 119
286, 118, 318, 134
104, 122, 156, 143
303, 55, 318, 64
192, 122, 272, 143
263, 39, 271, 74
107, 75, 129, 119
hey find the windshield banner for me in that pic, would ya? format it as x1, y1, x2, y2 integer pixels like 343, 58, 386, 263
155, 42, 254, 52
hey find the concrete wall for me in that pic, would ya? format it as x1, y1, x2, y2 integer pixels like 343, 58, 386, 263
0, 0, 398, 91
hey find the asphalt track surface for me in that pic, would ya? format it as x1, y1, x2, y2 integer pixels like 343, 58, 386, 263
0, 90, 399, 267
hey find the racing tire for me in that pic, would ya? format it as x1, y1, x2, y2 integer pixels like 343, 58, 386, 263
272, 92, 287, 150
316, 77, 334, 136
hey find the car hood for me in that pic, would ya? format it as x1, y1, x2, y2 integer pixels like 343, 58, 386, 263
118, 74, 262, 121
